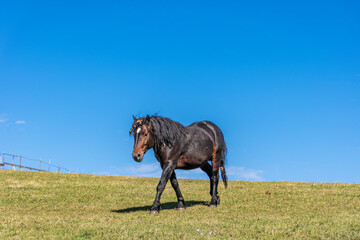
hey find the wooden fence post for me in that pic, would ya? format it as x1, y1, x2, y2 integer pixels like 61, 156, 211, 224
12, 152, 15, 170
39, 159, 42, 171
58, 164, 60, 173
1, 152, 4, 170
20, 155, 22, 170
48, 160, 51, 172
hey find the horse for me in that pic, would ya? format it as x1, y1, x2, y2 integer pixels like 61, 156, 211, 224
129, 115, 227, 214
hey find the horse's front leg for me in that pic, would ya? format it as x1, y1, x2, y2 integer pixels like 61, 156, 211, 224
170, 171, 185, 210
150, 164, 176, 214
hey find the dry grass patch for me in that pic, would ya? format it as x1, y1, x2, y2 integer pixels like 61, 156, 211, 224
1, 170, 360, 239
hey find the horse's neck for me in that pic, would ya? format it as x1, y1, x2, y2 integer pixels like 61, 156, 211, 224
153, 144, 163, 162
152, 141, 170, 162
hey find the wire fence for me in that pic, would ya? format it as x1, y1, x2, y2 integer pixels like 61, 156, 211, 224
0, 152, 77, 173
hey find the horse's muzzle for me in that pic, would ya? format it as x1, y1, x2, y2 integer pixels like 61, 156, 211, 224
132, 153, 143, 162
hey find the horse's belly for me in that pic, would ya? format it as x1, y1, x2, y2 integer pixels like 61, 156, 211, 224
176, 155, 207, 170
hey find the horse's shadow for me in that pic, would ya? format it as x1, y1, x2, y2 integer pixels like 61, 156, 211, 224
111, 200, 207, 214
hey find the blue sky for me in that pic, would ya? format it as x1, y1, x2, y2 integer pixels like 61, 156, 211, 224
1, 1, 359, 182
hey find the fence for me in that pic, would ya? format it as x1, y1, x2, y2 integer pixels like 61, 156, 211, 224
0, 152, 77, 173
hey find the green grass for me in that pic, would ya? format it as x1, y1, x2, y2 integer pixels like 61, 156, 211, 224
1, 170, 360, 239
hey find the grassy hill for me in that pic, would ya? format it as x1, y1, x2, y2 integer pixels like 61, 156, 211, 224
1, 170, 360, 239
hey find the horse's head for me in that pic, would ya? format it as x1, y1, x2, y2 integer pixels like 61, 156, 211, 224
129, 115, 154, 162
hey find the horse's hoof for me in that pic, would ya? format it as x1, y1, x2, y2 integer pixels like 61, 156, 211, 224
177, 201, 186, 210
209, 204, 217, 208
149, 210, 159, 214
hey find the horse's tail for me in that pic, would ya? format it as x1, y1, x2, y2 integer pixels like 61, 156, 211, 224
220, 144, 228, 188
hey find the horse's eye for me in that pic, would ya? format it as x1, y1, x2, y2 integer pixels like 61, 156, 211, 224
145, 133, 148, 137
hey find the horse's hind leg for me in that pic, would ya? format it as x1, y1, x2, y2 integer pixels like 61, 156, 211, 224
209, 172, 220, 207
209, 149, 221, 207
201, 162, 215, 197
201, 162, 220, 207
170, 172, 185, 210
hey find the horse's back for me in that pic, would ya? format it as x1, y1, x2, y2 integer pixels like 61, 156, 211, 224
187, 120, 226, 149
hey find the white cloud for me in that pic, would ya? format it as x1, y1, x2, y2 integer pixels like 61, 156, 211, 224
0, 114, 8, 123
127, 163, 162, 178
176, 168, 205, 179
101, 162, 264, 182
15, 120, 26, 124
126, 164, 264, 181
227, 166, 264, 181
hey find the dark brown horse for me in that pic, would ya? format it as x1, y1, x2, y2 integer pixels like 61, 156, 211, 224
130, 115, 227, 214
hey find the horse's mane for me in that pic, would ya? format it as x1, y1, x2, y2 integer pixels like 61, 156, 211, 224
149, 116, 186, 149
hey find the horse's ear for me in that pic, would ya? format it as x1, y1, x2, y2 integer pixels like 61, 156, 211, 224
145, 115, 150, 124
133, 115, 137, 121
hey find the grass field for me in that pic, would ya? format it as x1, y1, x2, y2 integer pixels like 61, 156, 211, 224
1, 170, 360, 239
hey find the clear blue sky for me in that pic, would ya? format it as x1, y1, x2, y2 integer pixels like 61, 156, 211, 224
1, 1, 359, 182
